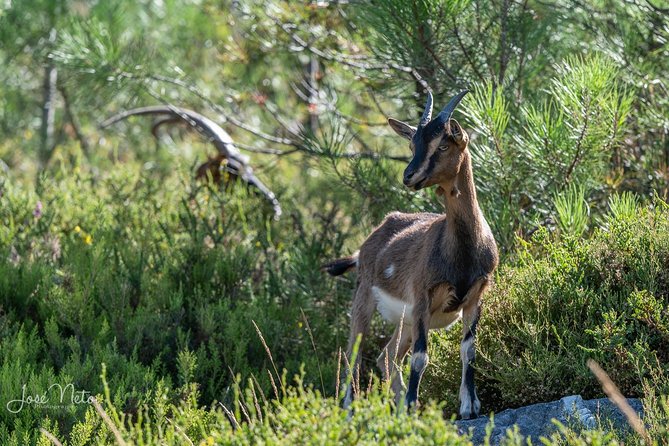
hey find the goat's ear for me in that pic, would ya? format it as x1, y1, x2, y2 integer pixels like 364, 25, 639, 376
388, 118, 416, 141
446, 119, 468, 145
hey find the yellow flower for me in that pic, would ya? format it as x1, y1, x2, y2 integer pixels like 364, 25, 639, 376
74, 226, 81, 233
84, 234, 93, 245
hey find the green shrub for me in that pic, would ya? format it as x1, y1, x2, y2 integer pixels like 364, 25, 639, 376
0, 162, 354, 444
3, 158, 669, 444
465, 56, 631, 248
29, 371, 669, 445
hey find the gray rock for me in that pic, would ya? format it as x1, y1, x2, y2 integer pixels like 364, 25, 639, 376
454, 395, 643, 445
561, 395, 596, 429
583, 397, 644, 430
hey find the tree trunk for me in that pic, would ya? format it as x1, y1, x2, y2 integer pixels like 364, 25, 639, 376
59, 84, 90, 160
39, 28, 58, 169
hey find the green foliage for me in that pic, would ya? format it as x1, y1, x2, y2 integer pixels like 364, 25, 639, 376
0, 160, 354, 444
354, 0, 468, 90
466, 55, 631, 247
19, 372, 669, 445
36, 376, 478, 445
607, 191, 640, 222
1, 0, 669, 444
354, 0, 566, 101
3, 161, 668, 443
553, 183, 590, 238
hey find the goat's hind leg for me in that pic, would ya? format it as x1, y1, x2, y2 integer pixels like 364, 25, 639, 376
342, 283, 375, 409
376, 321, 412, 405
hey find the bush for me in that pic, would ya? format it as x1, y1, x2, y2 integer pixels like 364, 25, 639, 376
33, 373, 661, 446
465, 56, 631, 249
0, 162, 353, 443
2, 159, 668, 444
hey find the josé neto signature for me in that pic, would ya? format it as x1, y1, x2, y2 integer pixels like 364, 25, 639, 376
6, 383, 94, 413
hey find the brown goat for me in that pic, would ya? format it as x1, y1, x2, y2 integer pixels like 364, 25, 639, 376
324, 91, 498, 419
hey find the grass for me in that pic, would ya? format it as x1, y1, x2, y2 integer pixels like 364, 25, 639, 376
0, 152, 668, 444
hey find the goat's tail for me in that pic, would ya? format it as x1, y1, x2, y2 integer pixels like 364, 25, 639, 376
322, 252, 358, 276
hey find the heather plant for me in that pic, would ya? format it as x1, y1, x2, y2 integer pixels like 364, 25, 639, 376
0, 160, 352, 443
23, 368, 667, 446
2, 158, 668, 444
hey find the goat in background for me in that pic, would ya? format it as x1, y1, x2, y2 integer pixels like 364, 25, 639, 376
324, 91, 498, 419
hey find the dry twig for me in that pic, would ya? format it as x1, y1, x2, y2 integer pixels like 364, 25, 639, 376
39, 428, 63, 446
587, 359, 650, 444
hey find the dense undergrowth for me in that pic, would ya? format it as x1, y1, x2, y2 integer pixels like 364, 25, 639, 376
0, 159, 352, 442
1, 158, 668, 444
25, 373, 669, 446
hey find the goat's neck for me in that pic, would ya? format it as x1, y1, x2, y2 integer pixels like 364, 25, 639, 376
440, 151, 481, 230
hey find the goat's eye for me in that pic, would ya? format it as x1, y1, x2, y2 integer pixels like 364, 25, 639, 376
438, 145, 449, 151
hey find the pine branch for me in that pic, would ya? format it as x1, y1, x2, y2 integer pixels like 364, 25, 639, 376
266, 12, 431, 91
564, 98, 591, 185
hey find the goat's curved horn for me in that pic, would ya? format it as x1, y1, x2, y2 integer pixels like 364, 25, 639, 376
419, 90, 434, 127
436, 90, 469, 123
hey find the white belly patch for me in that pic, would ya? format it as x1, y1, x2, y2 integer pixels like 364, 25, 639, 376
372, 286, 413, 324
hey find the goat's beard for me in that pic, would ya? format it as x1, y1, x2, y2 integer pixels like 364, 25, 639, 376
435, 184, 460, 200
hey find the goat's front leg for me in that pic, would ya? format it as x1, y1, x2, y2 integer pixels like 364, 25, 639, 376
405, 299, 430, 408
459, 302, 481, 419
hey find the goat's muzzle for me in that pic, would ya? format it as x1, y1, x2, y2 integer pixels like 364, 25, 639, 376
403, 170, 415, 187
403, 169, 426, 190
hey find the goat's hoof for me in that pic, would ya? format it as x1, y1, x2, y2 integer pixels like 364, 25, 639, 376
459, 411, 479, 420
459, 396, 480, 420
459, 402, 479, 419
405, 396, 419, 412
